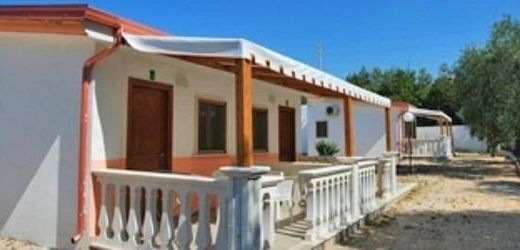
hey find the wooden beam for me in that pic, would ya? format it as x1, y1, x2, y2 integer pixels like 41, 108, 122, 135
171, 55, 235, 73
344, 97, 355, 156
385, 107, 392, 151
235, 59, 253, 166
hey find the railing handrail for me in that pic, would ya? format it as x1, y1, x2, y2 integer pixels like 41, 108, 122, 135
298, 164, 354, 178
92, 168, 228, 189
358, 160, 378, 169
409, 138, 447, 142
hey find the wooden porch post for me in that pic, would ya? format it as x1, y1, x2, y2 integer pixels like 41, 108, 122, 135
235, 59, 254, 166
343, 97, 355, 156
385, 107, 392, 151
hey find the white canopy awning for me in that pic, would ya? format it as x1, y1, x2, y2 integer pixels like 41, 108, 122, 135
123, 33, 391, 107
409, 107, 452, 122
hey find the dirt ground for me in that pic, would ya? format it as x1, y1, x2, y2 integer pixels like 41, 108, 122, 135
0, 236, 41, 250
337, 153, 520, 250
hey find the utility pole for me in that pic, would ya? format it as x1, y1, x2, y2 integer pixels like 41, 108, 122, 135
315, 42, 323, 70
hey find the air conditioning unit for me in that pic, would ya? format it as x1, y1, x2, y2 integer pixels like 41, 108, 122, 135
326, 105, 340, 116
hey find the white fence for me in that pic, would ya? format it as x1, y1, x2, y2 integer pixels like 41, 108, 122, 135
298, 153, 398, 241
91, 167, 282, 250
92, 169, 230, 249
90, 153, 400, 248
416, 125, 487, 152
403, 137, 452, 157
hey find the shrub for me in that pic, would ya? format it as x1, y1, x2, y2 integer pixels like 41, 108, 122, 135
315, 140, 340, 156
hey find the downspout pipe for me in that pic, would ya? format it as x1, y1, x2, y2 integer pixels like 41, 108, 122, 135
75, 26, 123, 241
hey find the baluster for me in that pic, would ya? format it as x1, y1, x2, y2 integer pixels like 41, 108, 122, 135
340, 175, 346, 225
97, 180, 110, 240
363, 170, 368, 212
319, 180, 324, 233
359, 171, 364, 212
177, 190, 193, 250
215, 190, 228, 250
142, 187, 156, 249
372, 168, 377, 207
324, 178, 330, 232
126, 185, 140, 247
337, 176, 343, 226
345, 174, 351, 223
111, 183, 126, 243
158, 188, 173, 249
311, 181, 317, 240
367, 169, 371, 208
196, 191, 211, 249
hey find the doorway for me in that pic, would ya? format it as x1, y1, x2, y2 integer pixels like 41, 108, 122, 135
278, 106, 296, 161
126, 78, 173, 172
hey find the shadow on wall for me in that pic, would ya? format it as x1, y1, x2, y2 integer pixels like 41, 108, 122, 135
354, 111, 386, 157
341, 210, 520, 249
0, 92, 78, 248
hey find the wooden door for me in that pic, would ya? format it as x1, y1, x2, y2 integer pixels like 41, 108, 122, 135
278, 106, 296, 162
127, 78, 172, 172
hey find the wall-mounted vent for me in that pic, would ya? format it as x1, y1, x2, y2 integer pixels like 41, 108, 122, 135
326, 105, 340, 116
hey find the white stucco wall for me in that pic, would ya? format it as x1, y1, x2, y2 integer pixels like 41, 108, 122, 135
353, 100, 387, 157
90, 46, 307, 162
390, 108, 403, 151
300, 98, 345, 156
417, 125, 487, 152
0, 32, 95, 248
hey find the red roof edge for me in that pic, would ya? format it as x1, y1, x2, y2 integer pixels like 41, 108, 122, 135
0, 3, 167, 36
391, 100, 415, 110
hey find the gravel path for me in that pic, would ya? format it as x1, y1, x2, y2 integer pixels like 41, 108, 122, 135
336, 153, 520, 250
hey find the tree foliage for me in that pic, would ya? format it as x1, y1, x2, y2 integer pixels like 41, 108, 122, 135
346, 65, 462, 125
346, 15, 520, 154
453, 15, 520, 155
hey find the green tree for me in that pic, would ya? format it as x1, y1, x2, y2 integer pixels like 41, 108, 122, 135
346, 67, 432, 105
423, 63, 462, 125
453, 15, 520, 155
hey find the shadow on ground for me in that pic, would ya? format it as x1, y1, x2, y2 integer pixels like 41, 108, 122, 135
339, 210, 520, 250
478, 180, 520, 197
397, 155, 519, 180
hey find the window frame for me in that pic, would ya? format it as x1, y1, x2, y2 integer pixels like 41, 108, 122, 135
316, 120, 328, 138
197, 98, 227, 154
253, 107, 269, 153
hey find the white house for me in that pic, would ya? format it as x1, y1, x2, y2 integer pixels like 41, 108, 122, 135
302, 98, 454, 159
301, 96, 391, 157
0, 4, 404, 249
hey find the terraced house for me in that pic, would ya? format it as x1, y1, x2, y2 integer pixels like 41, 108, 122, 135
0, 4, 413, 249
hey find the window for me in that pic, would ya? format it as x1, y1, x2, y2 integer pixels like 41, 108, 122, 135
253, 108, 268, 151
198, 100, 226, 153
316, 121, 328, 138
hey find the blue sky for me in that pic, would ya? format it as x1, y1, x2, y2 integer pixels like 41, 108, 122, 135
8, 0, 520, 77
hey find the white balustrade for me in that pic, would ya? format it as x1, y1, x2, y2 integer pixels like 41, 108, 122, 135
91, 167, 280, 250
299, 156, 392, 241
92, 168, 230, 250
300, 164, 353, 241
358, 160, 377, 214
404, 137, 452, 157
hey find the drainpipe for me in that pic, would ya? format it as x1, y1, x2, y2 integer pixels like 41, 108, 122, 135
74, 26, 123, 242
